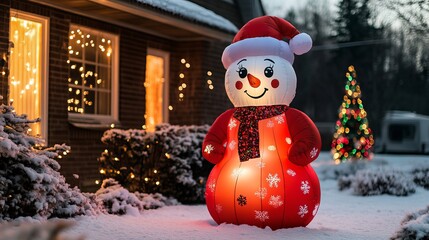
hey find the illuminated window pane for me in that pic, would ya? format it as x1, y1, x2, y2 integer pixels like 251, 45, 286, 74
9, 15, 43, 136
97, 66, 111, 90
68, 25, 115, 116
145, 55, 165, 132
69, 61, 83, 85
84, 64, 96, 88
96, 92, 111, 115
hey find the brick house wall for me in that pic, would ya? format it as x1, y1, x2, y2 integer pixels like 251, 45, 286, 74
2, 0, 238, 191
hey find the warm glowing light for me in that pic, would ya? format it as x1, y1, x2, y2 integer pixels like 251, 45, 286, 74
179, 73, 184, 78
9, 14, 43, 136
180, 58, 186, 64
110, 123, 115, 128
95, 180, 100, 185
145, 54, 166, 132
185, 63, 190, 68
168, 105, 173, 111
207, 71, 212, 76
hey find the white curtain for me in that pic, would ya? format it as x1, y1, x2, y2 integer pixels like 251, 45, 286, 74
9, 16, 42, 136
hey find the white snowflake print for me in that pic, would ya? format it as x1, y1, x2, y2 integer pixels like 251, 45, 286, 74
300, 181, 310, 195
269, 195, 284, 208
286, 169, 296, 176
256, 161, 266, 168
266, 120, 274, 128
285, 137, 292, 144
207, 179, 216, 193
223, 142, 227, 148
228, 140, 236, 150
310, 147, 318, 158
232, 168, 243, 178
204, 144, 214, 154
254, 187, 267, 199
216, 204, 223, 213
267, 145, 276, 151
266, 173, 281, 188
298, 205, 308, 218
254, 210, 269, 222
313, 204, 319, 216
228, 119, 237, 130
275, 115, 285, 124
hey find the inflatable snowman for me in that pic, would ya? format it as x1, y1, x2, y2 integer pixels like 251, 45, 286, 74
202, 16, 322, 230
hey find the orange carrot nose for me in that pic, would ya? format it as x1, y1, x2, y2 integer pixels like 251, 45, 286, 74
247, 73, 261, 88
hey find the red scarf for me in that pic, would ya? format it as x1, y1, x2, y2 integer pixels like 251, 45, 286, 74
233, 105, 288, 162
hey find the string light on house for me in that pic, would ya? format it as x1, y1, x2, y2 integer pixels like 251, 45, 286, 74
177, 58, 191, 102
206, 70, 214, 90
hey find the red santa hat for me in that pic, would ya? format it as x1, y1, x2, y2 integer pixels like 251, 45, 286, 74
221, 16, 312, 69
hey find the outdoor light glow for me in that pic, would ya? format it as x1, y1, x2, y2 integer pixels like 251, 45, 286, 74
331, 66, 374, 163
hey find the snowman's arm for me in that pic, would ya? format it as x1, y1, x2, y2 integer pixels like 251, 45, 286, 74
286, 108, 322, 166
203, 109, 235, 164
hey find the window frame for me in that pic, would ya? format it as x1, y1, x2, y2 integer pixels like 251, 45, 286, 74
67, 24, 119, 127
146, 48, 170, 128
9, 9, 49, 141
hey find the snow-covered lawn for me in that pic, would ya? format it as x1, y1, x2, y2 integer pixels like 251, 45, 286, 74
61, 152, 429, 240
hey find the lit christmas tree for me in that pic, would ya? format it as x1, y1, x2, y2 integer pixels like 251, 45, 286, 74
331, 65, 374, 164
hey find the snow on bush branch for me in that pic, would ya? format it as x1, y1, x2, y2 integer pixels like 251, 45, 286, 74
338, 167, 416, 196
391, 205, 429, 240
98, 124, 212, 203
0, 103, 97, 220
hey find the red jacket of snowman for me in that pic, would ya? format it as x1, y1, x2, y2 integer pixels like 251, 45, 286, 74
202, 16, 322, 230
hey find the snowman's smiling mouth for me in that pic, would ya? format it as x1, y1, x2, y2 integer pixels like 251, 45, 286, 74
244, 88, 268, 99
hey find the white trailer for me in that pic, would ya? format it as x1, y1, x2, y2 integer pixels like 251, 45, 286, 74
379, 111, 429, 154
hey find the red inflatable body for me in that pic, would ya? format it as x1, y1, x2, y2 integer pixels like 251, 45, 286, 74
203, 107, 321, 229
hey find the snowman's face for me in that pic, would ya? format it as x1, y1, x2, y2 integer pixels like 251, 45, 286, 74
225, 55, 297, 107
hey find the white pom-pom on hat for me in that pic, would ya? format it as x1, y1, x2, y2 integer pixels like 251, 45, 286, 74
289, 33, 312, 55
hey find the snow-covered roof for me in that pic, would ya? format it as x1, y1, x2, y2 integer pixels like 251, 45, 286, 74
384, 110, 429, 121
135, 0, 239, 33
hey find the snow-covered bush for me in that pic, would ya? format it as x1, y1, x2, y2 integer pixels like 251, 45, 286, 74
338, 168, 416, 196
411, 167, 429, 190
134, 192, 179, 210
94, 178, 143, 216
98, 124, 211, 203
391, 205, 429, 240
94, 178, 177, 215
0, 103, 97, 221
0, 219, 78, 240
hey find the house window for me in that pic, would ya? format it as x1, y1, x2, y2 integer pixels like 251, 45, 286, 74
67, 25, 118, 125
9, 11, 49, 138
144, 49, 169, 131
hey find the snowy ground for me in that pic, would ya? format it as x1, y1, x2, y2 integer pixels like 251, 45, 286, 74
57, 152, 429, 240
2, 152, 429, 239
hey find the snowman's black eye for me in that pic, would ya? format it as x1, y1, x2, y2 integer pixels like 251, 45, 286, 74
237, 67, 247, 79
264, 65, 274, 78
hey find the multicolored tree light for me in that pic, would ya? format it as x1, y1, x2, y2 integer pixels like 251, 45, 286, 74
331, 65, 374, 164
